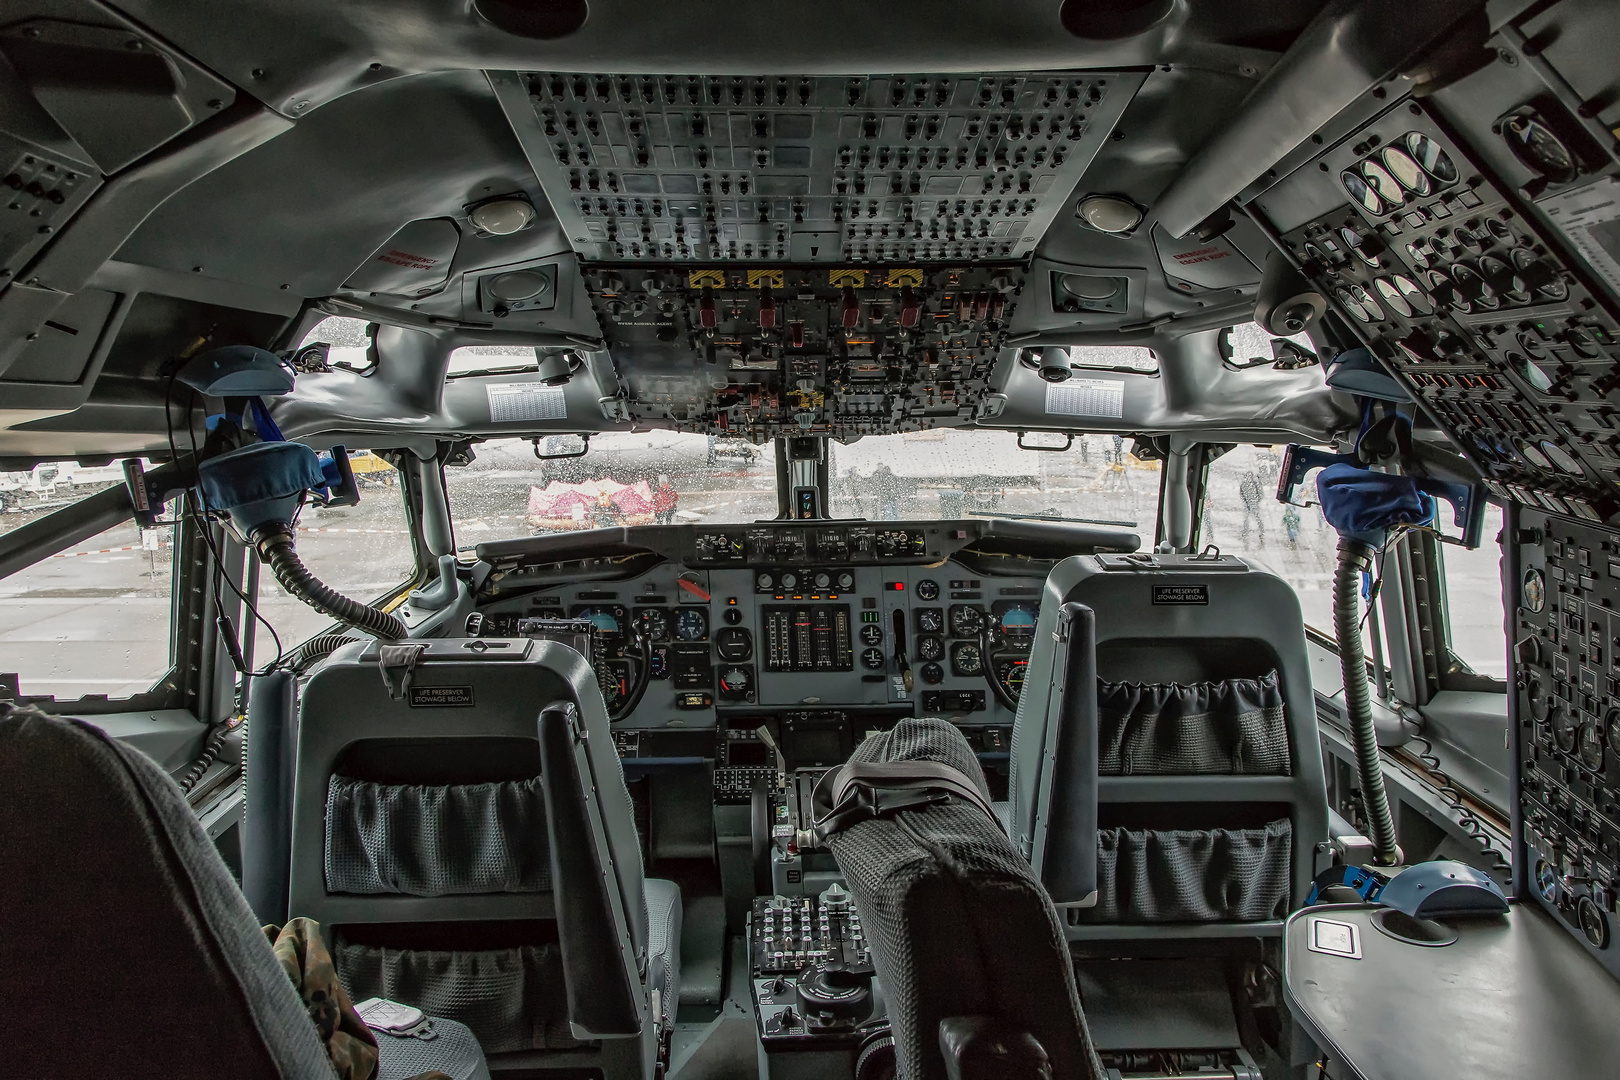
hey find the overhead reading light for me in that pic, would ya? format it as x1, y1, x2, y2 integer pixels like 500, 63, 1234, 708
1020, 347, 1074, 383
468, 197, 536, 236
536, 350, 582, 386
1076, 194, 1144, 234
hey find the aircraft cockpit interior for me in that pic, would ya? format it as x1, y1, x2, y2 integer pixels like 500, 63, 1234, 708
5, 2, 1620, 1078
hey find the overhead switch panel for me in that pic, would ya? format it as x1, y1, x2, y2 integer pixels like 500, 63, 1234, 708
493, 71, 1145, 264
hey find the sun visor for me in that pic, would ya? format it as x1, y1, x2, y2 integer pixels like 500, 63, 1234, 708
343, 218, 461, 296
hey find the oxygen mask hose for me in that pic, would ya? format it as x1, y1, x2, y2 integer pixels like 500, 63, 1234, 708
1333, 536, 1402, 866
252, 521, 407, 641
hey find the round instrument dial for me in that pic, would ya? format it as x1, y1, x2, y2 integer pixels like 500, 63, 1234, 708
718, 665, 752, 698
1341, 169, 1383, 215
1551, 701, 1578, 754
915, 579, 941, 601
1381, 145, 1431, 195
920, 661, 944, 685
639, 608, 671, 642
996, 658, 1029, 702
950, 641, 984, 677
1374, 277, 1412, 318
861, 647, 886, 670
1393, 274, 1430, 314
1503, 115, 1577, 185
1360, 159, 1404, 209
675, 608, 708, 641
916, 635, 944, 662
1522, 569, 1546, 613
714, 627, 752, 661
1405, 133, 1457, 185
859, 624, 883, 646
949, 605, 986, 637
917, 608, 944, 633
1578, 720, 1605, 771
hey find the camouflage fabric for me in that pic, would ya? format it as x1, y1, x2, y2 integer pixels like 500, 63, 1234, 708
264, 917, 451, 1080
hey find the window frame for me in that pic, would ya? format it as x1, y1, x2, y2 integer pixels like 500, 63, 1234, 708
1424, 524, 1510, 693
0, 482, 204, 715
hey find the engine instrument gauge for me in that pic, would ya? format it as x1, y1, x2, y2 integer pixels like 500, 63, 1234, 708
859, 624, 884, 646
1374, 277, 1411, 318
1360, 159, 1404, 208
1405, 132, 1457, 185
1381, 145, 1431, 195
861, 647, 886, 670
1550, 701, 1578, 754
1341, 169, 1383, 215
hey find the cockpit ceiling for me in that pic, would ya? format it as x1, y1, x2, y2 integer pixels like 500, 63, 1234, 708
0, 1, 1354, 459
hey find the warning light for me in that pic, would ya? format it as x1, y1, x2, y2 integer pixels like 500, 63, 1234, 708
885, 581, 905, 591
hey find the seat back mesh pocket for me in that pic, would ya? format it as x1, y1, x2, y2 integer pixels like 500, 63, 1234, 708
1072, 818, 1292, 923
332, 938, 577, 1055
1097, 670, 1289, 775
325, 775, 550, 896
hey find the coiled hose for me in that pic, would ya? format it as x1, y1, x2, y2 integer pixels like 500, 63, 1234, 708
1333, 536, 1402, 866
1398, 711, 1512, 878
253, 521, 407, 641
292, 633, 360, 672
179, 716, 241, 795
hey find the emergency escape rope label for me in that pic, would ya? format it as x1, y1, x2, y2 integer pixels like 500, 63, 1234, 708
1044, 378, 1124, 418
487, 382, 567, 423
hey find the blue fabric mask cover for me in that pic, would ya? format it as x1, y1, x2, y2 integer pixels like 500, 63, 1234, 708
1316, 463, 1435, 538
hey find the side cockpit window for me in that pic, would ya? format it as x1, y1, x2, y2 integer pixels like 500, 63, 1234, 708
1, 492, 177, 702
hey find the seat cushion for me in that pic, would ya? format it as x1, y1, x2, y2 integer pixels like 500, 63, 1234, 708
644, 877, 683, 1027
375, 1018, 492, 1080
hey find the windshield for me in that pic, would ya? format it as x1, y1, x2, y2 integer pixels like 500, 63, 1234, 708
445, 429, 1165, 546
445, 432, 776, 547
829, 429, 1160, 530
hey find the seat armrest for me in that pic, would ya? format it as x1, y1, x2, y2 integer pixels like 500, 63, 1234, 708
938, 1016, 1053, 1080
537, 702, 643, 1038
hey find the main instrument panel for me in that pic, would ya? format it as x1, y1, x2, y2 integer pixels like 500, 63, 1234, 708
469, 517, 1125, 734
